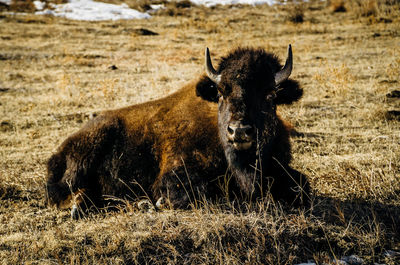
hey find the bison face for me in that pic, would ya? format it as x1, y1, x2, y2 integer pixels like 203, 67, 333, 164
198, 45, 293, 152
216, 77, 276, 151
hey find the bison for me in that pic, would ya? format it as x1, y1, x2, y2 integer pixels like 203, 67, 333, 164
46, 45, 310, 212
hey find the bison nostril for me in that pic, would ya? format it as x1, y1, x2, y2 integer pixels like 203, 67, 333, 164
227, 125, 235, 136
244, 127, 254, 136
227, 124, 253, 141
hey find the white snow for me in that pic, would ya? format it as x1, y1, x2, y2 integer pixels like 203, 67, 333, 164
190, 0, 278, 7
0, 0, 11, 5
1, 0, 308, 21
190, 0, 310, 7
35, 0, 151, 21
31, 0, 283, 21
33, 1, 45, 11
150, 4, 165, 11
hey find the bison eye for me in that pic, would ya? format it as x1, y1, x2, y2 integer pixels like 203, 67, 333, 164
219, 84, 231, 96
266, 91, 277, 101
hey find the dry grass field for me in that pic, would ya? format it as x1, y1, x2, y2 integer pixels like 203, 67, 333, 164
0, 0, 399, 264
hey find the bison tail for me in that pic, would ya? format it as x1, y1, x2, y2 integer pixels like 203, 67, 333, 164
275, 79, 303, 105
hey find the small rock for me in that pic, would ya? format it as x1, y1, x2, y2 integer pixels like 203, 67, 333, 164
0, 3, 9, 11
333, 259, 348, 265
0, 121, 14, 132
384, 250, 400, 258
386, 110, 400, 121
175, 1, 192, 8
155, 196, 166, 210
71, 204, 80, 220
386, 90, 400, 98
0, 87, 10, 92
333, 5, 346, 12
108, 65, 118, 70
137, 199, 155, 213
133, 28, 158, 36
379, 80, 397, 84
378, 17, 392, 23
341, 255, 363, 265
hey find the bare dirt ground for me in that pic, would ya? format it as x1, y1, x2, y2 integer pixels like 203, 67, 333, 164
0, 0, 399, 264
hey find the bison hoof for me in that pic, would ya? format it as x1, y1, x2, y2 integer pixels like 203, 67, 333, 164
71, 204, 80, 220
155, 197, 166, 210
137, 199, 155, 213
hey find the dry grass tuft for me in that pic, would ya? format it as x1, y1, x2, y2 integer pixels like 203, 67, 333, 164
352, 0, 379, 17
285, 4, 305, 23
7, 0, 68, 13
10, 0, 36, 13
0, 0, 399, 264
102, 0, 196, 16
328, 0, 347, 13
102, 0, 160, 12
330, 0, 400, 21
313, 63, 356, 97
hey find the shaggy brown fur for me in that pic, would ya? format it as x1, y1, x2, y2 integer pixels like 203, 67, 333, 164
46, 47, 309, 210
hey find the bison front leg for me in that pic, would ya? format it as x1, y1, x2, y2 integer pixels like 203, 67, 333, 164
269, 163, 310, 207
46, 150, 98, 212
45, 153, 80, 209
46, 169, 87, 219
153, 169, 208, 209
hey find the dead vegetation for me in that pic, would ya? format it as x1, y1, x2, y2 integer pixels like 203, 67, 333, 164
328, 0, 400, 19
0, 0, 399, 264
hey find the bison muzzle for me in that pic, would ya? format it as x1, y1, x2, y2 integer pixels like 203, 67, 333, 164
45, 45, 310, 212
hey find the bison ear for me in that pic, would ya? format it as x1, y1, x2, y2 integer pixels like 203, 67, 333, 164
275, 79, 303, 105
196, 75, 219, 103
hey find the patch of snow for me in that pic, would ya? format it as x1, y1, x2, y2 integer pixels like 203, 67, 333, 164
148, 4, 165, 14
333, 260, 348, 265
189, 0, 278, 7
33, 1, 45, 11
3, 0, 313, 21
0, 0, 11, 5
340, 255, 364, 265
189, 0, 311, 7
150, 4, 165, 11
35, 0, 150, 21
384, 250, 400, 258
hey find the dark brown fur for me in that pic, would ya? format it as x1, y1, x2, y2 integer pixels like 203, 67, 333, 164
46, 47, 309, 210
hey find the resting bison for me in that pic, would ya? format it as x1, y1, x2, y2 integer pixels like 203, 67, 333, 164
46, 45, 309, 211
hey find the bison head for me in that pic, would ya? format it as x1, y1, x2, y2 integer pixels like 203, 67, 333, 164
198, 45, 293, 153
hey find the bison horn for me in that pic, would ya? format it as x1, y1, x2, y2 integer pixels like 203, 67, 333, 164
274, 44, 293, 86
205, 47, 221, 84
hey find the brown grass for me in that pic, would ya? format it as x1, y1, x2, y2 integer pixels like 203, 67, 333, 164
0, 0, 400, 264
285, 3, 305, 23
328, 0, 400, 19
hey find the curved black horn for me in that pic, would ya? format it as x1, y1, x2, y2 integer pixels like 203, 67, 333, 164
274, 44, 293, 86
205, 47, 221, 84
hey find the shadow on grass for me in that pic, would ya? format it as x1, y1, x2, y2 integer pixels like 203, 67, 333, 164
1, 179, 399, 264
311, 195, 400, 236
132, 195, 400, 265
